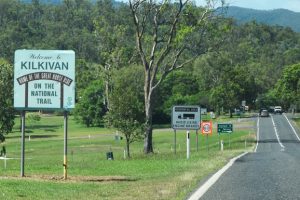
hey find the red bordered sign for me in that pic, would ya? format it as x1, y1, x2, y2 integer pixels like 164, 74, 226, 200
201, 121, 213, 135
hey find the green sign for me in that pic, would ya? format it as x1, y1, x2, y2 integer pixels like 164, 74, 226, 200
217, 123, 233, 134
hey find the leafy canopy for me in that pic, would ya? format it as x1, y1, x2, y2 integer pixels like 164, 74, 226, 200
0, 59, 15, 142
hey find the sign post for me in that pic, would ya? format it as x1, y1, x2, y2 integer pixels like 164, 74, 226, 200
63, 111, 68, 179
201, 121, 213, 151
217, 123, 233, 150
196, 130, 199, 152
21, 111, 25, 177
172, 106, 200, 158
14, 50, 75, 179
174, 130, 177, 154
187, 131, 190, 159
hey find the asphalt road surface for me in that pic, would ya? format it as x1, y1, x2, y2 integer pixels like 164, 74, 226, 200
195, 114, 300, 200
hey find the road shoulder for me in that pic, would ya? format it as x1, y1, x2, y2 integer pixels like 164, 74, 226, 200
187, 152, 248, 200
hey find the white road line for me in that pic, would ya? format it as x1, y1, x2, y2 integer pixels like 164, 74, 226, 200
187, 152, 248, 200
0, 157, 17, 160
271, 115, 285, 149
254, 116, 260, 153
283, 113, 300, 141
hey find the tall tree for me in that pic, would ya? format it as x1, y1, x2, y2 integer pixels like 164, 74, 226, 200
0, 59, 15, 142
274, 63, 300, 109
94, 0, 135, 110
129, 0, 224, 153
105, 65, 145, 158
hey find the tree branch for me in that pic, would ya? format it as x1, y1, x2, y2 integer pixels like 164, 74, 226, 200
149, 0, 190, 92
155, 0, 189, 69
129, 0, 149, 70
152, 49, 196, 91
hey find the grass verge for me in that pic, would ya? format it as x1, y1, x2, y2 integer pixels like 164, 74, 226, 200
0, 115, 256, 200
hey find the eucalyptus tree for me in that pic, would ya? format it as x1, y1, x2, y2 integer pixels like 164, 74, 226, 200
94, 0, 136, 110
129, 0, 225, 153
0, 59, 15, 142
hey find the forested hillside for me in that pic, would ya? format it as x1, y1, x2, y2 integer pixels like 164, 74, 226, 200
0, 0, 300, 125
223, 6, 300, 32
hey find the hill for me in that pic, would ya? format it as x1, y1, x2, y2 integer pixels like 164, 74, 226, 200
21, 0, 122, 6
222, 6, 300, 32
21, 1, 300, 32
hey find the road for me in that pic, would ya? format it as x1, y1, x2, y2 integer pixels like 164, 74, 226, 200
190, 114, 300, 200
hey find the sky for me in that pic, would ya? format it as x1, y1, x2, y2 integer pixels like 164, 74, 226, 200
195, 0, 300, 12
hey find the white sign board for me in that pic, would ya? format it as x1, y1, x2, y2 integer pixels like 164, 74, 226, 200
242, 100, 246, 106
201, 108, 207, 115
172, 106, 201, 130
14, 50, 75, 110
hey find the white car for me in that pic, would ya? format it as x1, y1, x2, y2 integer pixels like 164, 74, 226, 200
274, 106, 282, 114
260, 109, 269, 117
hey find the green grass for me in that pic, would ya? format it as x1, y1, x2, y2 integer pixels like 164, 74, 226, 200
293, 117, 300, 131
0, 115, 256, 200
290, 114, 300, 134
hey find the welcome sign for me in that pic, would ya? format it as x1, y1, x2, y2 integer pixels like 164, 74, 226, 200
14, 50, 75, 110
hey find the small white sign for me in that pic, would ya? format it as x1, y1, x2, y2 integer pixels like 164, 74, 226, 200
242, 100, 246, 106
172, 106, 201, 130
14, 50, 75, 110
201, 108, 207, 115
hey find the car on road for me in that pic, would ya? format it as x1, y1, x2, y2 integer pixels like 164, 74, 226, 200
274, 106, 283, 114
260, 109, 269, 117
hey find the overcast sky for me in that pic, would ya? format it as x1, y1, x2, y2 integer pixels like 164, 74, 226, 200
195, 0, 300, 12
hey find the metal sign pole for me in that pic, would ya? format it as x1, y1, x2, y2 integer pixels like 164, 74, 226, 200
63, 111, 68, 180
174, 130, 177, 154
187, 131, 190, 159
206, 134, 209, 152
21, 110, 26, 177
196, 130, 199, 152
229, 133, 231, 149
218, 134, 220, 150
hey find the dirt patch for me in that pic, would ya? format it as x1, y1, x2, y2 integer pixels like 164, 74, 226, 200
0, 175, 137, 183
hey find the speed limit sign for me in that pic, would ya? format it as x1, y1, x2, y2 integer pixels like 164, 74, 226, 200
201, 121, 213, 135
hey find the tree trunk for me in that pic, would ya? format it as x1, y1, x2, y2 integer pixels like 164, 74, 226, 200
126, 138, 131, 158
144, 98, 153, 154
144, 72, 154, 154
144, 116, 153, 153
104, 64, 110, 110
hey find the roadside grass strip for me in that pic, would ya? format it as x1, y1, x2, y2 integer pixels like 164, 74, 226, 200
283, 113, 300, 141
0, 115, 256, 200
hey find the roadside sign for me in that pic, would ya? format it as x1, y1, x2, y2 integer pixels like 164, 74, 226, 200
14, 50, 75, 110
14, 50, 75, 179
172, 106, 201, 130
201, 108, 207, 115
242, 100, 246, 106
201, 121, 213, 135
217, 123, 233, 134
